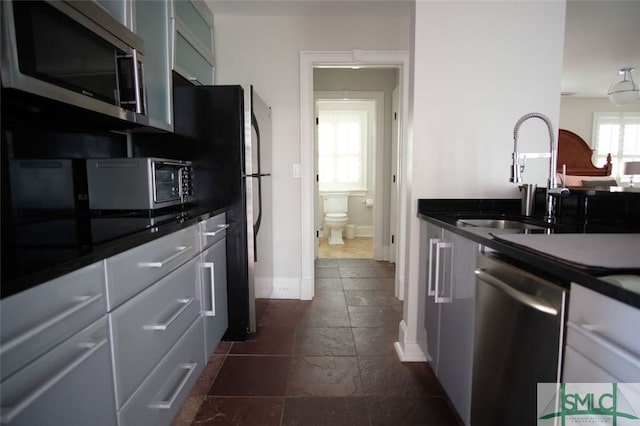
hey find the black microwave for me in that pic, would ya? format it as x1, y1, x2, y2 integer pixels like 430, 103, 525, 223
0, 1, 148, 125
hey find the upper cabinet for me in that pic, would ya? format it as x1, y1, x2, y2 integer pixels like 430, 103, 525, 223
171, 0, 215, 86
96, 0, 131, 27
134, 1, 173, 131
93, 0, 215, 131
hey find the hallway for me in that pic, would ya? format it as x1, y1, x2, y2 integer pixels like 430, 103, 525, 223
173, 259, 461, 425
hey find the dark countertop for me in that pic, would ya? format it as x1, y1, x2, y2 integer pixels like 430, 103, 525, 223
418, 198, 640, 309
1, 203, 226, 300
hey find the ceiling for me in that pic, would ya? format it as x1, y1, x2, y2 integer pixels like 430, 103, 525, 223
206, 0, 640, 99
562, 0, 639, 98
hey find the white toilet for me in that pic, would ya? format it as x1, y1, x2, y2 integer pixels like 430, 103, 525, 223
322, 192, 349, 245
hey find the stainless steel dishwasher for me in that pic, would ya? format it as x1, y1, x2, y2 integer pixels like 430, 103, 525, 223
471, 253, 567, 426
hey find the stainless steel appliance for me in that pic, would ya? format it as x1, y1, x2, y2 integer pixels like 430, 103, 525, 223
172, 82, 272, 340
471, 253, 566, 426
0, 0, 147, 125
86, 158, 193, 210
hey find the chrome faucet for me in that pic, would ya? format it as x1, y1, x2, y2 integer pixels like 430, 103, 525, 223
510, 112, 568, 222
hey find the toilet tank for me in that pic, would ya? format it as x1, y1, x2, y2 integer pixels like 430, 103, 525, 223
322, 192, 349, 213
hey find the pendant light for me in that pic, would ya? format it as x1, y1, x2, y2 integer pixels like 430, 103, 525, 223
607, 68, 639, 106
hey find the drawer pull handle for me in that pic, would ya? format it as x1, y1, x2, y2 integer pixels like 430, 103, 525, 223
0, 293, 103, 356
143, 298, 194, 331
202, 262, 216, 316
138, 246, 193, 268
0, 339, 108, 424
567, 321, 640, 369
203, 224, 230, 238
148, 363, 198, 410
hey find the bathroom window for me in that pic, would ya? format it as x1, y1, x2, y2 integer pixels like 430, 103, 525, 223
316, 100, 374, 192
593, 112, 640, 183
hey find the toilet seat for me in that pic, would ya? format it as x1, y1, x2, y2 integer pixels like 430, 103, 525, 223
326, 213, 347, 220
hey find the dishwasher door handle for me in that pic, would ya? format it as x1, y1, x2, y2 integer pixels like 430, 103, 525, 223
475, 269, 558, 316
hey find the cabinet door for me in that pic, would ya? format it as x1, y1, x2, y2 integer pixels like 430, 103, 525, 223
201, 239, 229, 356
421, 221, 443, 371
96, 0, 131, 27
135, 0, 172, 130
438, 230, 478, 425
0, 318, 117, 426
171, 0, 215, 85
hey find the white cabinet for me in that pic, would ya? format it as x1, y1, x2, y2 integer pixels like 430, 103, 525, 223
198, 213, 229, 356
421, 221, 478, 425
119, 317, 204, 426
0, 215, 227, 426
438, 230, 477, 425
106, 226, 198, 310
171, 0, 215, 85
421, 221, 444, 368
110, 256, 201, 408
563, 283, 640, 382
0, 261, 117, 426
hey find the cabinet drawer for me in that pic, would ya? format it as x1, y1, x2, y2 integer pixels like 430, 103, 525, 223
1, 261, 107, 380
565, 321, 640, 382
106, 226, 198, 310
199, 212, 228, 251
110, 257, 200, 408
118, 317, 205, 426
0, 317, 117, 426
564, 345, 620, 383
568, 283, 640, 357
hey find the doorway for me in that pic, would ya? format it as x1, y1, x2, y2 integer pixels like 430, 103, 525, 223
299, 50, 410, 301
315, 90, 383, 260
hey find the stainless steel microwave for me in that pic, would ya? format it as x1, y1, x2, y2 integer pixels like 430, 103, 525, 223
86, 158, 193, 211
0, 1, 148, 125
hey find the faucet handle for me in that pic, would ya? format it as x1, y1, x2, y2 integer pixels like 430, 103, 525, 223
548, 187, 569, 195
510, 152, 523, 183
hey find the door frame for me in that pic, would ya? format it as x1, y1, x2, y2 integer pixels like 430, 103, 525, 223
299, 50, 410, 301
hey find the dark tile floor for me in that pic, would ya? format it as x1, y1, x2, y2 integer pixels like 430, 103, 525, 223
172, 258, 462, 426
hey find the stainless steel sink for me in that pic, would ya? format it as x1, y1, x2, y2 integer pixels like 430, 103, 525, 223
456, 218, 547, 230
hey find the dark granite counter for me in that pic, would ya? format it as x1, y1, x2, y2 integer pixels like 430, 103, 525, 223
418, 198, 640, 309
1, 203, 226, 300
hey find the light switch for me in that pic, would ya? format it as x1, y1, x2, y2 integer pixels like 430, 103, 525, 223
293, 164, 301, 178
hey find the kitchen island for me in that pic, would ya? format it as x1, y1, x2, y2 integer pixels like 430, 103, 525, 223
418, 197, 640, 308
418, 196, 640, 425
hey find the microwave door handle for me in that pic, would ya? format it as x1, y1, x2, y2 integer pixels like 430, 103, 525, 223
132, 49, 143, 114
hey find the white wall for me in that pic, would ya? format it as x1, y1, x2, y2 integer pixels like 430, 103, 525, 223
212, 14, 410, 298
560, 97, 640, 144
397, 0, 566, 361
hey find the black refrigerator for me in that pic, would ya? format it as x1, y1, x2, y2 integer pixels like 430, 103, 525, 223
172, 80, 272, 341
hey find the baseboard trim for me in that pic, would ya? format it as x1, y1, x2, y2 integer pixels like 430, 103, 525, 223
394, 320, 428, 362
354, 225, 373, 237
255, 277, 301, 299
